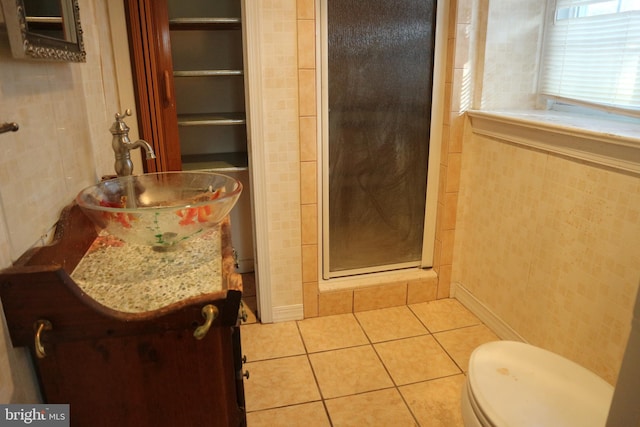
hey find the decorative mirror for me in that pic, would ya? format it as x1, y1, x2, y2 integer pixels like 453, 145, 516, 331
0, 0, 85, 62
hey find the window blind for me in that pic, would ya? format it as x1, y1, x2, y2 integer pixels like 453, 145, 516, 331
540, 0, 640, 116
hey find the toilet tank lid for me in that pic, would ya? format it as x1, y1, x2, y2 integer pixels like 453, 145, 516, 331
468, 341, 614, 427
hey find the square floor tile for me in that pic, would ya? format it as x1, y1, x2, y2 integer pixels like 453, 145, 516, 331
325, 388, 417, 426
309, 345, 393, 399
355, 306, 428, 343
400, 375, 466, 427
410, 299, 481, 332
434, 324, 500, 372
241, 321, 306, 361
246, 402, 331, 427
297, 313, 369, 353
244, 355, 321, 411
374, 335, 461, 385
241, 298, 259, 324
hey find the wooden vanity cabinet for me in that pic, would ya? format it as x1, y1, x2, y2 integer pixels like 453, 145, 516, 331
0, 205, 247, 427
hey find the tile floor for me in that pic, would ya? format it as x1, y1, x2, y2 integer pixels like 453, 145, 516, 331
239, 276, 500, 426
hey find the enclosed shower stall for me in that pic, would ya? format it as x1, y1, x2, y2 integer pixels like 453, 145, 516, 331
321, 0, 438, 279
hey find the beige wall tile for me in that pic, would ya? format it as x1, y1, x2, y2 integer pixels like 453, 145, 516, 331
454, 130, 640, 383
298, 0, 316, 321
451, 68, 469, 112
299, 116, 317, 161
439, 164, 448, 202
300, 161, 317, 205
440, 229, 455, 265
302, 244, 318, 283
446, 37, 455, 79
303, 281, 319, 318
353, 283, 407, 312
318, 290, 353, 316
443, 83, 453, 123
433, 238, 442, 273
298, 69, 317, 116
407, 276, 438, 304
446, 153, 462, 193
437, 265, 452, 299
436, 202, 445, 238
440, 133, 450, 166
297, 19, 316, 69
442, 192, 459, 231
300, 204, 317, 245
448, 0, 458, 34
449, 113, 465, 153
297, 0, 315, 20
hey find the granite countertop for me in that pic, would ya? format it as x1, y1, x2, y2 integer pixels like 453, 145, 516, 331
71, 227, 224, 313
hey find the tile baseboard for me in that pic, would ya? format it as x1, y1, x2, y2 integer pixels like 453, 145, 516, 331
451, 282, 526, 343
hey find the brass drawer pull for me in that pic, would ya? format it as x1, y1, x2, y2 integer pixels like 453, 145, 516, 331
34, 319, 52, 359
193, 305, 219, 340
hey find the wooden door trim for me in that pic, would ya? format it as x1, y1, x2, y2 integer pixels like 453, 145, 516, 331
123, 0, 182, 172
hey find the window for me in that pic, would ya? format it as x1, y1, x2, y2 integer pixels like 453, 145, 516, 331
539, 0, 640, 117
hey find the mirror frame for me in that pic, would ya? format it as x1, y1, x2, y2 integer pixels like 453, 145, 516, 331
1, 0, 86, 62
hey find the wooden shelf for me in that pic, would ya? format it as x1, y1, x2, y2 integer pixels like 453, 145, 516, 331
169, 18, 241, 31
177, 112, 246, 127
182, 152, 248, 172
174, 70, 243, 77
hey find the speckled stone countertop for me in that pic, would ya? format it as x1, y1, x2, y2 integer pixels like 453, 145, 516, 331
71, 227, 224, 313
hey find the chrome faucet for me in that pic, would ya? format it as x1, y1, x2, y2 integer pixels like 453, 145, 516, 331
110, 109, 156, 177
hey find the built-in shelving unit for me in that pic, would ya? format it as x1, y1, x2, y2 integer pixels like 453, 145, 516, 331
166, 0, 254, 273
167, 0, 247, 173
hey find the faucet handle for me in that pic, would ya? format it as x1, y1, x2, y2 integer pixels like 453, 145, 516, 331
115, 109, 132, 121
111, 109, 132, 135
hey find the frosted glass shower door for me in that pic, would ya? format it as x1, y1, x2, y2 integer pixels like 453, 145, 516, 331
325, 0, 436, 276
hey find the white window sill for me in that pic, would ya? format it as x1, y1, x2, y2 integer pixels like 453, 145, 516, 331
467, 110, 640, 174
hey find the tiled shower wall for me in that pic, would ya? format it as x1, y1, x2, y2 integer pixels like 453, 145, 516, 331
298, 0, 467, 317
255, 0, 303, 311
0, 0, 118, 402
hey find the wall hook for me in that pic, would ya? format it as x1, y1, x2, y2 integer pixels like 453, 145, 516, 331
0, 122, 19, 134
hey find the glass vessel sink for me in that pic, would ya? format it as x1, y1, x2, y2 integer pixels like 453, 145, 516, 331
76, 172, 242, 250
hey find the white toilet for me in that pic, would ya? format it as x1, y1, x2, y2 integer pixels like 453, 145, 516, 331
461, 340, 614, 427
